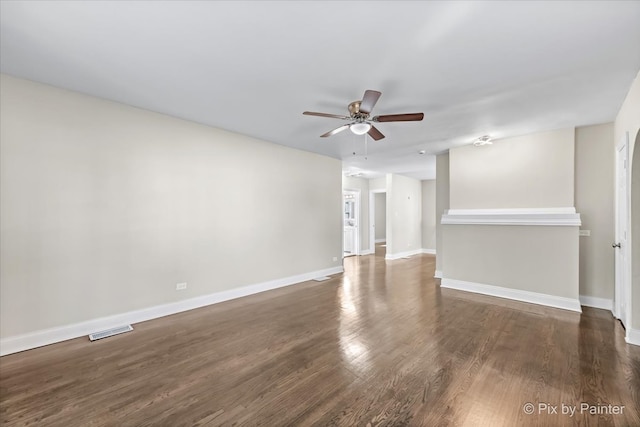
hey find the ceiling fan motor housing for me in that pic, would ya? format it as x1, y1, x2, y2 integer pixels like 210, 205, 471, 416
348, 101, 369, 119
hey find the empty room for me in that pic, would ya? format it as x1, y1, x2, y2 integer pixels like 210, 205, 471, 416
1, 1, 640, 426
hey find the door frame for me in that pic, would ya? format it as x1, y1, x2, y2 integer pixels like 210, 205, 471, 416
369, 189, 386, 254
614, 131, 631, 331
343, 189, 361, 257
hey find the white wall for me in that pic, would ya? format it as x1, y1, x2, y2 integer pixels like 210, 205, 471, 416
632, 131, 640, 333
342, 176, 370, 252
614, 70, 640, 332
574, 123, 614, 301
435, 153, 450, 275
449, 128, 575, 209
0, 75, 343, 341
369, 177, 386, 191
374, 192, 386, 241
421, 180, 436, 251
386, 174, 422, 259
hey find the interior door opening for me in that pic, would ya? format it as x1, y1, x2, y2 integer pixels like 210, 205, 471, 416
369, 189, 387, 257
343, 190, 360, 257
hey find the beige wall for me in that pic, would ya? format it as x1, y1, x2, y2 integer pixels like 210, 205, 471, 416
386, 174, 422, 257
343, 176, 370, 252
574, 123, 615, 300
374, 192, 386, 241
435, 153, 450, 273
614, 70, 640, 330
443, 127, 579, 305
0, 75, 342, 339
421, 180, 436, 251
443, 225, 579, 299
449, 128, 575, 209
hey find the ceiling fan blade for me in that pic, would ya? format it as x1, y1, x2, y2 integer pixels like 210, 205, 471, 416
374, 113, 424, 122
359, 90, 382, 114
303, 111, 350, 120
321, 124, 350, 138
367, 126, 385, 141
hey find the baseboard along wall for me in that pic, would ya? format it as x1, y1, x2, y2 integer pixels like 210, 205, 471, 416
626, 328, 640, 346
441, 277, 582, 313
385, 249, 423, 260
0, 266, 344, 356
579, 295, 613, 311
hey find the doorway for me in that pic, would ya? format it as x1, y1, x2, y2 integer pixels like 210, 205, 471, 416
614, 132, 631, 330
343, 190, 360, 257
369, 189, 387, 256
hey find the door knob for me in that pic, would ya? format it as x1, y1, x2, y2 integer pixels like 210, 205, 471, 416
612, 243, 621, 248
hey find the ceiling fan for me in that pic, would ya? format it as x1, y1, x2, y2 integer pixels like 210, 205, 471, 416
303, 90, 424, 141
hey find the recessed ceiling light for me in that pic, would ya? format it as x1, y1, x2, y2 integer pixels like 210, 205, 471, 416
418, 150, 426, 155
473, 135, 493, 146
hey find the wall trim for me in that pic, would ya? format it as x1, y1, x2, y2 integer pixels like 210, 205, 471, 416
375, 238, 386, 243
579, 295, 613, 311
385, 249, 422, 260
447, 207, 577, 215
421, 248, 436, 255
434, 270, 443, 279
441, 207, 581, 226
0, 266, 344, 357
441, 278, 582, 313
360, 249, 374, 255
626, 328, 640, 346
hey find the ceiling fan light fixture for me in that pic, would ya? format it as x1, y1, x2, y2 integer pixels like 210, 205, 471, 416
350, 122, 372, 135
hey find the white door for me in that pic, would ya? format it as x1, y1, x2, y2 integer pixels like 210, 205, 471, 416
614, 133, 630, 328
343, 190, 360, 256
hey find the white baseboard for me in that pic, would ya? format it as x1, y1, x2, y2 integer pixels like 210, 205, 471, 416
434, 270, 442, 279
421, 248, 436, 255
385, 248, 422, 260
375, 238, 386, 243
579, 295, 613, 311
0, 266, 344, 356
361, 249, 374, 255
626, 328, 640, 346
441, 278, 582, 313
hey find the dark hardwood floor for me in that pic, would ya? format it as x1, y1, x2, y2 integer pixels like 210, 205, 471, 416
1, 244, 639, 426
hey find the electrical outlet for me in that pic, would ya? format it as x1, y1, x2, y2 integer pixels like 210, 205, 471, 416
332, 257, 338, 262
176, 282, 187, 291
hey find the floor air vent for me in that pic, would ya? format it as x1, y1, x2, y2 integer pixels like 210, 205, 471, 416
89, 325, 133, 341
313, 276, 331, 282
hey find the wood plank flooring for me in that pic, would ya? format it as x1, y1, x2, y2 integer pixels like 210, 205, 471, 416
1, 244, 639, 426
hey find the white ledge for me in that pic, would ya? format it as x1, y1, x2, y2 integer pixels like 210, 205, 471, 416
441, 207, 581, 226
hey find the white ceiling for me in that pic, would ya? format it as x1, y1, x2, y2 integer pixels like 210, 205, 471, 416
2, 1, 639, 180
